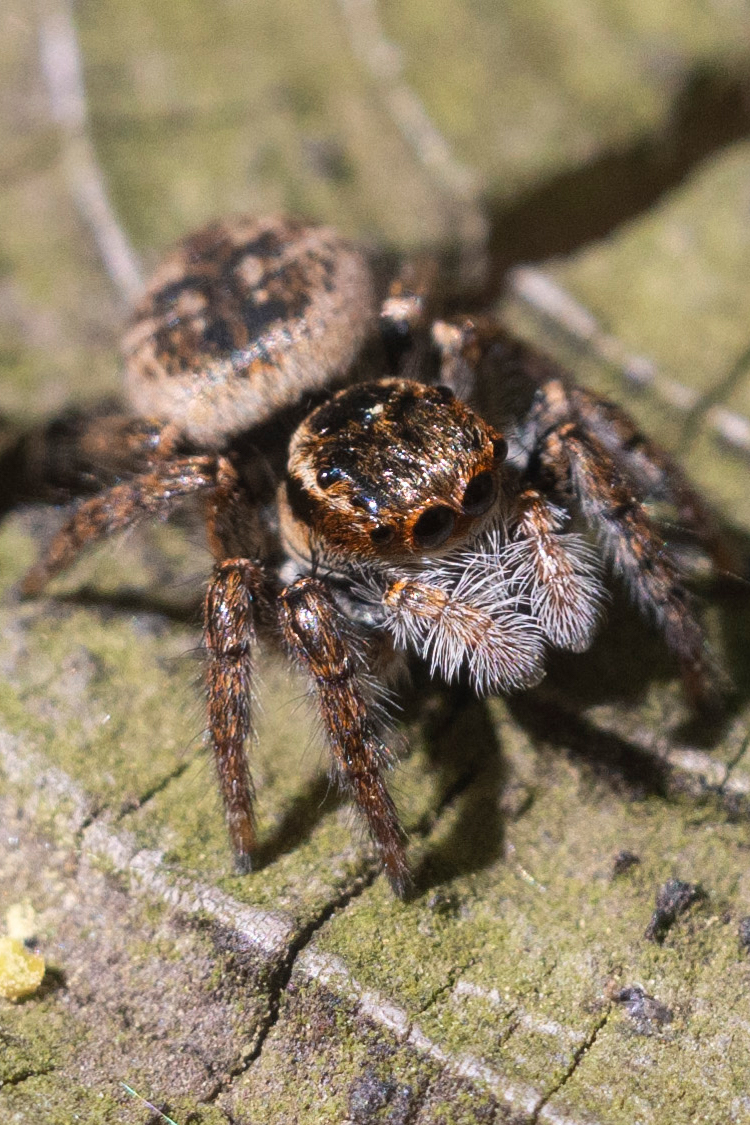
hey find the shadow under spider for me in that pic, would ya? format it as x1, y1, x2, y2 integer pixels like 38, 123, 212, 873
236, 675, 511, 887
49, 585, 204, 628
481, 64, 750, 299
398, 674, 509, 896
252, 772, 341, 871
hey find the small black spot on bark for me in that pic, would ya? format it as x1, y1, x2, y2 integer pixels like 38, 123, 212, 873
738, 916, 750, 951
613, 985, 673, 1034
645, 877, 704, 942
612, 850, 641, 877
347, 1067, 417, 1125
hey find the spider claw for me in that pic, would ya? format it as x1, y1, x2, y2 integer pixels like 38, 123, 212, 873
385, 863, 412, 900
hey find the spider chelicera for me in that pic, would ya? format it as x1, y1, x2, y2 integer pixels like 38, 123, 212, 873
19, 215, 730, 894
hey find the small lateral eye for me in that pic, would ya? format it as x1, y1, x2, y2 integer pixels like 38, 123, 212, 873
370, 524, 395, 547
413, 505, 455, 549
316, 466, 343, 489
462, 470, 496, 515
492, 437, 508, 463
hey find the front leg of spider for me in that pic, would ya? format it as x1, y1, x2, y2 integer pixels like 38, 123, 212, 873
204, 558, 264, 873
201, 455, 270, 873
510, 487, 604, 653
431, 318, 723, 704
278, 577, 408, 895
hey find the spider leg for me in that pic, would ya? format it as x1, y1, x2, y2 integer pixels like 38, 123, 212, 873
203, 557, 264, 873
5, 405, 179, 504
202, 456, 270, 873
380, 255, 439, 356
541, 420, 718, 703
21, 455, 217, 595
278, 576, 408, 894
428, 320, 723, 699
379, 254, 445, 384
429, 315, 555, 412
570, 386, 741, 575
510, 487, 605, 652
378, 572, 546, 693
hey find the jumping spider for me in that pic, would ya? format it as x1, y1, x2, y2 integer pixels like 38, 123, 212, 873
21, 215, 730, 894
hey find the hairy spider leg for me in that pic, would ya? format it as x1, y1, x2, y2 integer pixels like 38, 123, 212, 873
4, 407, 181, 505
510, 487, 605, 652
434, 317, 738, 580
542, 421, 718, 705
429, 315, 559, 406
570, 386, 741, 576
21, 456, 218, 596
203, 558, 263, 873
277, 576, 408, 895
379, 573, 546, 693
202, 457, 270, 873
380, 253, 441, 366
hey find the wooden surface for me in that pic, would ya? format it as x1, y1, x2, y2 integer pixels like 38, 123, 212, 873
2, 2, 750, 1122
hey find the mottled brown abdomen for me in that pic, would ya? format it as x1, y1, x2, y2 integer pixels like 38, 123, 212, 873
122, 216, 376, 446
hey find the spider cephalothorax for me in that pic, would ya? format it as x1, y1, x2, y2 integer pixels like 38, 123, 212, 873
281, 378, 506, 564
21, 215, 730, 894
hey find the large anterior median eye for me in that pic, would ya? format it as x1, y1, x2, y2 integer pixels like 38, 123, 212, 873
461, 470, 496, 515
413, 505, 455, 548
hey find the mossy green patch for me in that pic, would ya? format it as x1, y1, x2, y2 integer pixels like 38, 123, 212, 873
0, 1001, 70, 1085
75, 0, 453, 254
312, 707, 750, 1111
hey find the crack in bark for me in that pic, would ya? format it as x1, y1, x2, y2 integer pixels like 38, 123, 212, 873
0, 1064, 58, 1090
112, 757, 195, 825
530, 1009, 610, 1123
414, 957, 478, 1017
201, 864, 381, 1108
61, 757, 196, 873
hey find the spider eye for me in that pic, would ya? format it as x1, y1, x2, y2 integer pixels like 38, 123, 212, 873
316, 466, 343, 489
492, 437, 508, 463
413, 505, 455, 549
462, 471, 496, 515
370, 524, 395, 547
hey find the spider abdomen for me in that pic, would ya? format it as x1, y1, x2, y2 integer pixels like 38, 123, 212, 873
122, 216, 376, 446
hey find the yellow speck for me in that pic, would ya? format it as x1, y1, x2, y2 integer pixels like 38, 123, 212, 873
0, 936, 46, 1000
5, 902, 37, 942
